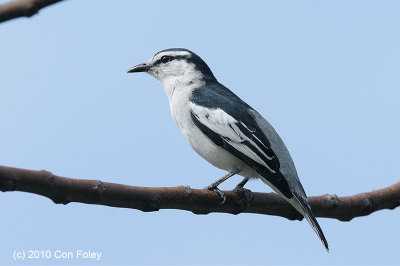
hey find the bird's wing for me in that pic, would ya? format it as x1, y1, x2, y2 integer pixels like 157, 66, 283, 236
189, 85, 329, 251
189, 89, 292, 198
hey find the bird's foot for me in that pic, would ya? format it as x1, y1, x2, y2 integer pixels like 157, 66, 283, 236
233, 185, 254, 205
203, 185, 227, 205
233, 185, 252, 193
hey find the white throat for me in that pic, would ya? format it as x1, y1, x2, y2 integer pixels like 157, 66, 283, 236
160, 75, 205, 102
151, 60, 206, 102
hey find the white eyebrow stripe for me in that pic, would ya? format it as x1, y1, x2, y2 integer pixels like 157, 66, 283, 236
154, 51, 192, 60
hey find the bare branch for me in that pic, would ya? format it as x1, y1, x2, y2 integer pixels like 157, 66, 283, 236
0, 165, 399, 221
0, 0, 64, 23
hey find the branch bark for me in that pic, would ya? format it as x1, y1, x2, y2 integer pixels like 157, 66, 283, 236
0, 0, 64, 23
0, 165, 399, 221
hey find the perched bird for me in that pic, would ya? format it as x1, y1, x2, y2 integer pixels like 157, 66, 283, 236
127, 48, 329, 251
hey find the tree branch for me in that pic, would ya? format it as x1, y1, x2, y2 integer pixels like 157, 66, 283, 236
0, 165, 399, 221
0, 0, 64, 23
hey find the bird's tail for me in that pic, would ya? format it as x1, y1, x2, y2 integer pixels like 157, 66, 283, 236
289, 195, 329, 252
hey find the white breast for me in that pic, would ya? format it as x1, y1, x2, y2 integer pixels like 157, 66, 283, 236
162, 84, 256, 177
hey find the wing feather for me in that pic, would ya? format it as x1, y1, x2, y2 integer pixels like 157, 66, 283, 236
190, 102, 292, 198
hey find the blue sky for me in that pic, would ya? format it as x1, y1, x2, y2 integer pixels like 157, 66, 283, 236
1, 0, 399, 265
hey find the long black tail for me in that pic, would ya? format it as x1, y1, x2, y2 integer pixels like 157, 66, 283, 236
293, 194, 329, 252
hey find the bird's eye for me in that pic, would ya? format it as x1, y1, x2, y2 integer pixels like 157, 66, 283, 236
161, 56, 171, 63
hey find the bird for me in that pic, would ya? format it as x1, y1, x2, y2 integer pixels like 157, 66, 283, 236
127, 48, 329, 251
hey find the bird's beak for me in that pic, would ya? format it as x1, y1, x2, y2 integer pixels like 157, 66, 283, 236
127, 63, 149, 73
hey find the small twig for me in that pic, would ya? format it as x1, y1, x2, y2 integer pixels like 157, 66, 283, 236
0, 0, 64, 23
0, 165, 399, 221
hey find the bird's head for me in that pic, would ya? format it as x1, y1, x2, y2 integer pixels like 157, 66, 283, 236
127, 48, 216, 88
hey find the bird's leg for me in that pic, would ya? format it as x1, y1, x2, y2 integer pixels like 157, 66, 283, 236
204, 170, 240, 204
232, 177, 254, 207
234, 177, 253, 198
235, 177, 249, 190
204, 172, 237, 190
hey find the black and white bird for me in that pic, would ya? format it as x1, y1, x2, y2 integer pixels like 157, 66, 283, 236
127, 48, 329, 251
